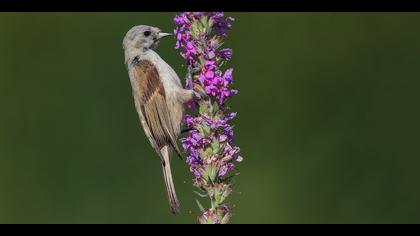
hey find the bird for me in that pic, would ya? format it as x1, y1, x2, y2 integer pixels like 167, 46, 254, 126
122, 25, 196, 214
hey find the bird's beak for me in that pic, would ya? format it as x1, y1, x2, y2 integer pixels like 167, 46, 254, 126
158, 32, 172, 39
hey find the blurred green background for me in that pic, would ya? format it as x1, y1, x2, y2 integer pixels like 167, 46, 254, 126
0, 13, 419, 224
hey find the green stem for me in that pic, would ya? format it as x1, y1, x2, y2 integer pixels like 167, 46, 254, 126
210, 196, 216, 210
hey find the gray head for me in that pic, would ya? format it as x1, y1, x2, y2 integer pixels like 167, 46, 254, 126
123, 25, 172, 52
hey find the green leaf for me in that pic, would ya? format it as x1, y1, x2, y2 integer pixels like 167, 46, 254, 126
204, 147, 213, 157
219, 60, 226, 68
202, 124, 211, 137
199, 101, 208, 115
199, 105, 206, 115
201, 169, 209, 182
211, 139, 220, 154
200, 15, 208, 30
208, 102, 213, 114
202, 164, 217, 183
195, 199, 206, 213
194, 191, 208, 198
215, 41, 224, 50
208, 165, 218, 183
208, 18, 215, 28
191, 22, 200, 39
196, 125, 205, 136
214, 191, 222, 206
212, 102, 219, 114
214, 112, 223, 121
199, 57, 205, 66
220, 211, 232, 224
199, 150, 207, 159
207, 19, 215, 34
200, 147, 213, 160
196, 46, 203, 54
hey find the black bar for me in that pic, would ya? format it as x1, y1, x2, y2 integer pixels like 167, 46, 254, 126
1, 0, 420, 12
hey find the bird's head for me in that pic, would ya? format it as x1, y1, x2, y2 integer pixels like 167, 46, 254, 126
122, 25, 172, 52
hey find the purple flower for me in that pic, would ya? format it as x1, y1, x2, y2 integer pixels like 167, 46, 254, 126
191, 166, 201, 178
174, 12, 189, 26
218, 48, 233, 60
184, 115, 196, 126
219, 135, 228, 143
208, 12, 235, 36
219, 162, 235, 177
223, 68, 233, 83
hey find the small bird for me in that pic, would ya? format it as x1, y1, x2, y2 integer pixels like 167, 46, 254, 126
122, 25, 195, 213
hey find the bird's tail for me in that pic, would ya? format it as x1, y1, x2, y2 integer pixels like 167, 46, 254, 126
160, 146, 180, 214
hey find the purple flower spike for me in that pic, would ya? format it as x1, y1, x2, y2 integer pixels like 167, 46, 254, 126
174, 12, 242, 224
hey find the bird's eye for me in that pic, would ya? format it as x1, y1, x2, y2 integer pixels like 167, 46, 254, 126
143, 31, 151, 37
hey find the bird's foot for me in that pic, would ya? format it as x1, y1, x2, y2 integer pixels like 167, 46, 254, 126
193, 83, 207, 98
185, 65, 202, 83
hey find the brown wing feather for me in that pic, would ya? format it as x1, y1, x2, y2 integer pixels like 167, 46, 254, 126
133, 60, 182, 161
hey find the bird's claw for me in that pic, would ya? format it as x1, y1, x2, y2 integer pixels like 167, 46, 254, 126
190, 66, 202, 74
186, 65, 202, 81
185, 66, 193, 82
193, 83, 207, 98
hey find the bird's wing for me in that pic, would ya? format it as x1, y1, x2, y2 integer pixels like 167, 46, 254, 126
132, 59, 182, 162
